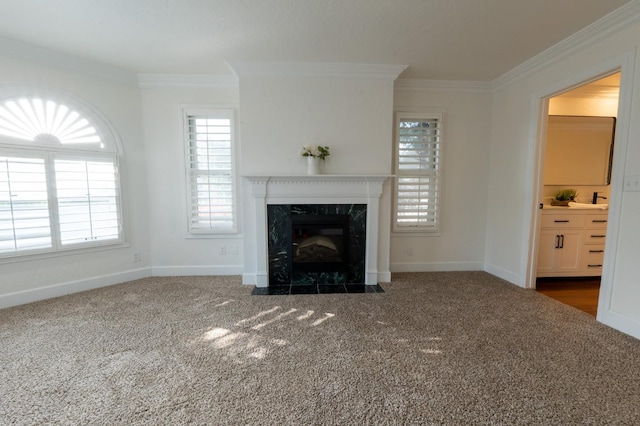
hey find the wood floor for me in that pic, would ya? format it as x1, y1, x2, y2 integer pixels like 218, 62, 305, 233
536, 277, 600, 317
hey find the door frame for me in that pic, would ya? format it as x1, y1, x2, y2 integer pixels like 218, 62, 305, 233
524, 51, 635, 323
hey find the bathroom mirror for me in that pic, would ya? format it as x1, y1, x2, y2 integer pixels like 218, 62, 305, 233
543, 115, 615, 185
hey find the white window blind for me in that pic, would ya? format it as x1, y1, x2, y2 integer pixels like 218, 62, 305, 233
394, 112, 442, 232
185, 110, 236, 233
0, 92, 123, 258
55, 158, 120, 245
0, 155, 52, 253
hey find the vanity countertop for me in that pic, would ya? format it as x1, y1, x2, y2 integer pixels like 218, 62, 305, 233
542, 204, 608, 211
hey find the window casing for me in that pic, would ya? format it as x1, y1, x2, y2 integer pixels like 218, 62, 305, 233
184, 108, 237, 234
393, 112, 443, 233
0, 95, 123, 258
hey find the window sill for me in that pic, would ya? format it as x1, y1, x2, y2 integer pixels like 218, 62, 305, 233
392, 230, 442, 237
185, 232, 243, 239
0, 240, 129, 265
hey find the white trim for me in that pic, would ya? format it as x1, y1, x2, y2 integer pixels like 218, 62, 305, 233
597, 54, 636, 322
152, 265, 243, 276
395, 79, 491, 93
137, 74, 238, 88
0, 267, 151, 309
227, 61, 408, 80
391, 261, 484, 273
493, 1, 640, 92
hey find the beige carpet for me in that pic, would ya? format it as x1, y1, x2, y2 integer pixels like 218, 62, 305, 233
1, 272, 639, 425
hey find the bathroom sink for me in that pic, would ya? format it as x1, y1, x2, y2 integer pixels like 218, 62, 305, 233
568, 202, 608, 209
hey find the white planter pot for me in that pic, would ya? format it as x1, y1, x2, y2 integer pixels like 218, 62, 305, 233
307, 156, 321, 175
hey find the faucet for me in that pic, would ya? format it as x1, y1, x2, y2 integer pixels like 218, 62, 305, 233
592, 191, 607, 204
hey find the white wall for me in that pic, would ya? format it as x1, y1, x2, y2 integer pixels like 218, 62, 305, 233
0, 52, 150, 307
139, 84, 243, 275
237, 75, 395, 175
391, 83, 492, 272
486, 17, 640, 337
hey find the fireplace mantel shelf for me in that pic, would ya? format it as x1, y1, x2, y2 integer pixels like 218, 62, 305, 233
243, 174, 393, 183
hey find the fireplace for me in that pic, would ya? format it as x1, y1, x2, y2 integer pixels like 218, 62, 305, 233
289, 214, 349, 273
243, 175, 391, 287
268, 204, 366, 285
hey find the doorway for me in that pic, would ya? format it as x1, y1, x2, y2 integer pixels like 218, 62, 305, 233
534, 72, 620, 316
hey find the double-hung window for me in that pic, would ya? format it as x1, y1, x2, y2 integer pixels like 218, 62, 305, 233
184, 108, 237, 234
393, 112, 443, 233
0, 96, 123, 257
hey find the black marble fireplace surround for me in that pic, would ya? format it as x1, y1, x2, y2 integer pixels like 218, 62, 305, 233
267, 204, 367, 286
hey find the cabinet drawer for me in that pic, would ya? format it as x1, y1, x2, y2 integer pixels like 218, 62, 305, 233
540, 214, 586, 228
586, 214, 608, 229
582, 244, 605, 272
584, 231, 607, 244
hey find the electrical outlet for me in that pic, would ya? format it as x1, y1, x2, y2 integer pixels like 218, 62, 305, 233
133, 251, 141, 262
624, 175, 640, 191
407, 246, 414, 256
219, 246, 227, 255
230, 245, 238, 255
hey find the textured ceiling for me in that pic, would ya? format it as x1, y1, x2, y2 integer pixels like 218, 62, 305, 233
0, 0, 632, 80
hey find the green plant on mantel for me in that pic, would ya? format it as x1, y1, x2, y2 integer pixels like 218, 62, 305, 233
554, 188, 577, 201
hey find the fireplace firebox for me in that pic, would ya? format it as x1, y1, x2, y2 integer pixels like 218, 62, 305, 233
288, 214, 349, 274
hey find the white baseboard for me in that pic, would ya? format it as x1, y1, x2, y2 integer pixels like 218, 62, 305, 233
0, 267, 151, 309
152, 265, 244, 276
483, 263, 522, 287
390, 261, 484, 273
597, 308, 640, 340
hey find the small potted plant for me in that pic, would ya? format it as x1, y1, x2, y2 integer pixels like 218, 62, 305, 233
551, 188, 577, 206
300, 145, 330, 175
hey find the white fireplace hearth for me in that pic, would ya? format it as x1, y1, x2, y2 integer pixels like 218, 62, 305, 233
242, 175, 392, 287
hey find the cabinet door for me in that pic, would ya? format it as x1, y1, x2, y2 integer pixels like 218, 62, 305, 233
555, 230, 582, 273
537, 229, 582, 275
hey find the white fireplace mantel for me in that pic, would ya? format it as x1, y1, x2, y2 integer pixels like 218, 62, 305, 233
242, 175, 392, 287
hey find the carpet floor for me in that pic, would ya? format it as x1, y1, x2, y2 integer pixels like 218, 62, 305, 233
1, 272, 639, 425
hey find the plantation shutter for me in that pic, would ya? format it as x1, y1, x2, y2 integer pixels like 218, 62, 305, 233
54, 158, 120, 245
0, 155, 52, 253
394, 113, 442, 231
186, 110, 236, 233
0, 93, 123, 259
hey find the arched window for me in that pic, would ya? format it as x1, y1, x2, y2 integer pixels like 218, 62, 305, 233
0, 91, 123, 257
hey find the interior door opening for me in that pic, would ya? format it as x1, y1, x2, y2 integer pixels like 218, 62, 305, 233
534, 72, 620, 317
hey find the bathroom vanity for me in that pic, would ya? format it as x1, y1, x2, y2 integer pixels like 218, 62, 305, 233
537, 207, 608, 277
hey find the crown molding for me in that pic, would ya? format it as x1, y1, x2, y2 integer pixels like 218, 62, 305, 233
492, 1, 640, 92
226, 61, 408, 80
136, 73, 239, 88
395, 78, 491, 93
0, 37, 137, 85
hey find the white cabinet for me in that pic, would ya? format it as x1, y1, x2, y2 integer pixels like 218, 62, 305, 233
537, 209, 608, 277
